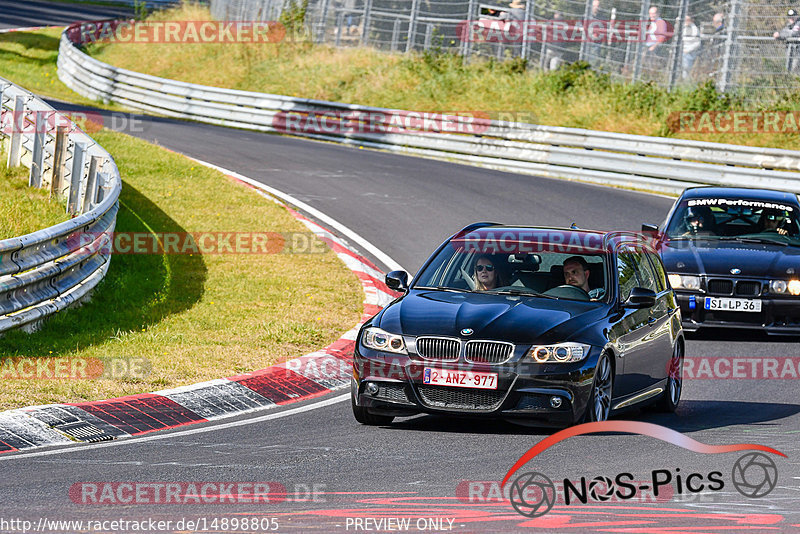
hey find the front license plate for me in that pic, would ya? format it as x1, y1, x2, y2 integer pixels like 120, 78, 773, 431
704, 297, 762, 312
422, 368, 498, 390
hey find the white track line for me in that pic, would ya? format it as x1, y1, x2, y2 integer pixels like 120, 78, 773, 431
0, 159, 406, 458
190, 157, 406, 273
0, 394, 349, 460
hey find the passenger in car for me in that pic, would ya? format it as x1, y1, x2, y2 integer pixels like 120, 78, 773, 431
758, 209, 790, 236
475, 255, 503, 291
563, 256, 605, 300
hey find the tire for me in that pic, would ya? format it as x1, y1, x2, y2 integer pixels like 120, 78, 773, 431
656, 342, 683, 413
583, 352, 613, 423
351, 389, 394, 426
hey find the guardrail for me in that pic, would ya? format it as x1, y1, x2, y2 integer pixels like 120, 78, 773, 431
57, 27, 800, 197
0, 77, 121, 334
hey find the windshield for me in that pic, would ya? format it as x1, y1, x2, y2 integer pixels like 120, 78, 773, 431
413, 230, 610, 302
666, 198, 800, 245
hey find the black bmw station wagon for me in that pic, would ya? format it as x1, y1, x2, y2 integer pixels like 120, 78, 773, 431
351, 224, 685, 427
644, 187, 800, 334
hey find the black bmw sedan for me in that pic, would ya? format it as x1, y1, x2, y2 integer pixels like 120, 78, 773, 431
643, 187, 800, 334
351, 224, 684, 427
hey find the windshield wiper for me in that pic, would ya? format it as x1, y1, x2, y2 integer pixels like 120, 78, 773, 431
486, 289, 559, 299
716, 236, 789, 246
415, 286, 469, 293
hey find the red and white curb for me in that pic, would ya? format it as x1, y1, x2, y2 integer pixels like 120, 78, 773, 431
0, 170, 399, 453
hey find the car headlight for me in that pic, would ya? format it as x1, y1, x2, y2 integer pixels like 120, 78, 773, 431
668, 274, 701, 291
771, 279, 800, 295
528, 343, 590, 363
361, 327, 407, 354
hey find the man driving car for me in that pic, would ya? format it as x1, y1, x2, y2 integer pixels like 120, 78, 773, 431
563, 256, 605, 300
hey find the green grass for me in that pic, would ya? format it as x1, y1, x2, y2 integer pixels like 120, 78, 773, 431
0, 28, 123, 106
0, 149, 70, 239
81, 4, 800, 151
0, 12, 362, 411
0, 131, 363, 410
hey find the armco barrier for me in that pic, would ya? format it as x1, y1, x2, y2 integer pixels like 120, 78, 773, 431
0, 77, 121, 333
56, 28, 800, 196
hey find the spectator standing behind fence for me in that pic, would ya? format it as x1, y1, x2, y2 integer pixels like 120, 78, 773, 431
499, 0, 525, 52
682, 15, 701, 79
712, 12, 724, 34
773, 9, 800, 73
499, 0, 525, 22
643, 6, 671, 79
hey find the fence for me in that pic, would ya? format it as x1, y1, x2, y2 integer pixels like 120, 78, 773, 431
57, 25, 800, 201
70, 0, 184, 6
0, 78, 121, 334
210, 0, 800, 99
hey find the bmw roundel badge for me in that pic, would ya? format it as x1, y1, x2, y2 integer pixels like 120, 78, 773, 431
461, 328, 474, 336
730, 268, 742, 275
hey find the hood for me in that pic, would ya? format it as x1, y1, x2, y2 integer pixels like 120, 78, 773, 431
661, 239, 800, 278
376, 289, 605, 345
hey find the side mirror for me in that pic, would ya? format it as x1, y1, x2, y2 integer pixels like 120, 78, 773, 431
624, 287, 657, 309
385, 270, 409, 292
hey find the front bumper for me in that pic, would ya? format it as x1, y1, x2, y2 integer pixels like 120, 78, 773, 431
675, 291, 800, 334
352, 345, 599, 427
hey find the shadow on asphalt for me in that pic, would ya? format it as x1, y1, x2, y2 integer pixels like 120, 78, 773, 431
382, 399, 800, 436
640, 400, 800, 433
685, 328, 800, 343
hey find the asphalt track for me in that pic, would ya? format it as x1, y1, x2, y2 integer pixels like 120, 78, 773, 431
0, 0, 131, 30
1, 2, 799, 532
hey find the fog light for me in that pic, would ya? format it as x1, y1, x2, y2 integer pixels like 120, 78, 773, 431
550, 396, 562, 409
366, 382, 379, 396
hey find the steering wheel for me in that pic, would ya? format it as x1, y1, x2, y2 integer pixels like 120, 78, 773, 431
542, 284, 591, 301
459, 266, 476, 290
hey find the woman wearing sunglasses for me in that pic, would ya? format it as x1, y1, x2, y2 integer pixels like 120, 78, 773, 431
474, 255, 503, 291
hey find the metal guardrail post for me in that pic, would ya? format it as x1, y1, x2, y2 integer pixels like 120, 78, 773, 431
29, 111, 46, 188
50, 126, 69, 198
68, 141, 86, 215
718, 0, 739, 93
391, 19, 401, 52
83, 155, 102, 213
632, 0, 650, 83
424, 23, 432, 50
335, 11, 343, 47
520, 0, 533, 62
406, 0, 420, 53
578, 0, 592, 62
667, 0, 689, 91
96, 172, 108, 205
7, 95, 24, 168
462, 0, 476, 59
316, 0, 330, 44
360, 0, 372, 46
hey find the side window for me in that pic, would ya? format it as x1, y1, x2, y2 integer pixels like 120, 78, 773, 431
645, 252, 667, 292
632, 251, 660, 293
616, 252, 639, 302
